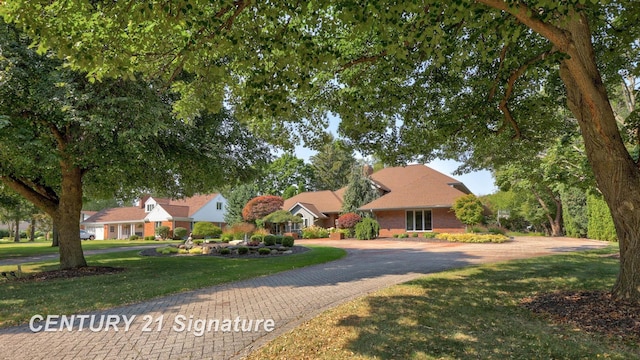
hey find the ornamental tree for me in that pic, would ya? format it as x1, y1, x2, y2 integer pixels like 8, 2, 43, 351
242, 195, 284, 223
3, 0, 640, 300
336, 213, 362, 230
452, 195, 485, 230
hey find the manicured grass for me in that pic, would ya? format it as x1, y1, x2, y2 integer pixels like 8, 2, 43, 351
0, 239, 181, 259
248, 245, 639, 359
0, 245, 346, 327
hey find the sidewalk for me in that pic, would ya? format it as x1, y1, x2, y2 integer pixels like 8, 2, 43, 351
0, 237, 609, 360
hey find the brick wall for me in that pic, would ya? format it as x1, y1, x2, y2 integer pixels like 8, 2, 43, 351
375, 208, 465, 237
432, 208, 465, 233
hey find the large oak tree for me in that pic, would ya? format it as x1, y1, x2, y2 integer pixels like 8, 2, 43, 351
2, 1, 640, 300
0, 21, 270, 268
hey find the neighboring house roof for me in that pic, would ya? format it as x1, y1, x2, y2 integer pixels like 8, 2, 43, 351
166, 194, 219, 217
83, 194, 221, 224
359, 164, 471, 211
153, 205, 190, 219
293, 202, 328, 219
83, 207, 147, 224
283, 190, 344, 215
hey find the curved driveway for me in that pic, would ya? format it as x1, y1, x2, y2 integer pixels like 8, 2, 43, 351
0, 237, 609, 360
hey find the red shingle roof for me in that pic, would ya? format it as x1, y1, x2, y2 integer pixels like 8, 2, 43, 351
83, 207, 147, 223
282, 190, 343, 215
165, 194, 218, 216
359, 164, 471, 210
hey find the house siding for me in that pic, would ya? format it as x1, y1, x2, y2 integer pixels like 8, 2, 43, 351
375, 208, 465, 237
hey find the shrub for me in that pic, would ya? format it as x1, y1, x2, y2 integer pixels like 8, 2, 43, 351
274, 235, 284, 244
192, 222, 222, 238
488, 227, 507, 235
250, 234, 264, 242
178, 249, 189, 254
189, 247, 203, 254
219, 247, 231, 255
0, 229, 10, 238
220, 233, 234, 242
156, 246, 179, 255
435, 233, 509, 243
337, 212, 362, 229
469, 226, 486, 233
237, 246, 249, 255
355, 218, 380, 240
258, 247, 272, 255
155, 226, 171, 239
194, 240, 203, 245
282, 236, 294, 247
398, 233, 409, 238
128, 235, 139, 241
227, 222, 256, 240
452, 194, 485, 227
412, 233, 418, 238
422, 232, 438, 239
302, 225, 329, 239
144, 235, 156, 241
263, 235, 276, 246
173, 227, 188, 239
393, 234, 399, 238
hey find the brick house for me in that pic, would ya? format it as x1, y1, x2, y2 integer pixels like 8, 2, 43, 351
283, 164, 471, 237
82, 194, 227, 240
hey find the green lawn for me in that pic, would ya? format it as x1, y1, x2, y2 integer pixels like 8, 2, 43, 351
0, 239, 182, 259
248, 245, 639, 359
0, 245, 346, 327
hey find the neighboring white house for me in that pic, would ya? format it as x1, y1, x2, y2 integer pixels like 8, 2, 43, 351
82, 193, 228, 240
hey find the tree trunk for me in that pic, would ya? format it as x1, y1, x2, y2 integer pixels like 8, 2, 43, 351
51, 224, 59, 247
559, 15, 640, 302
55, 164, 87, 269
29, 217, 35, 242
13, 217, 20, 242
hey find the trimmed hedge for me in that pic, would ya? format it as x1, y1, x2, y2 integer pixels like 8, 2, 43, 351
435, 233, 509, 243
264, 235, 276, 246
282, 236, 294, 247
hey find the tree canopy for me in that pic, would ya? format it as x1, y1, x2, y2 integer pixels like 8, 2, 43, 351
3, 0, 640, 299
0, 20, 270, 268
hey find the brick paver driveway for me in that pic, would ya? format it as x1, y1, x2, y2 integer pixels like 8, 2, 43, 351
0, 237, 609, 360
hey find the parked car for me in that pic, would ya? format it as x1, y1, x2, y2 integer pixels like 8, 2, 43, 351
80, 230, 95, 240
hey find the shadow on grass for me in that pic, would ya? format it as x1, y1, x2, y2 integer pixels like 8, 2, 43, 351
336, 251, 638, 359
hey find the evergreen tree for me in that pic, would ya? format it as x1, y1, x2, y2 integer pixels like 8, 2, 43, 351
223, 184, 259, 226
341, 165, 379, 215
310, 138, 357, 191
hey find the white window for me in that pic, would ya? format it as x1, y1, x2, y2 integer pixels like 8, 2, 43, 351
216, 202, 223, 210
146, 204, 155, 212
406, 210, 432, 231
155, 221, 162, 228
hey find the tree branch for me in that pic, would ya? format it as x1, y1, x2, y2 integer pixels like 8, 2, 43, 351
475, 0, 571, 50
0, 176, 58, 216
340, 51, 388, 72
496, 49, 554, 139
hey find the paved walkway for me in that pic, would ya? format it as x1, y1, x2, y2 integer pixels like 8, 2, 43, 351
0, 237, 609, 360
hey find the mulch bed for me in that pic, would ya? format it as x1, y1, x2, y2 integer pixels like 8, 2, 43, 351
521, 290, 640, 341
10, 266, 126, 282
139, 245, 310, 258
